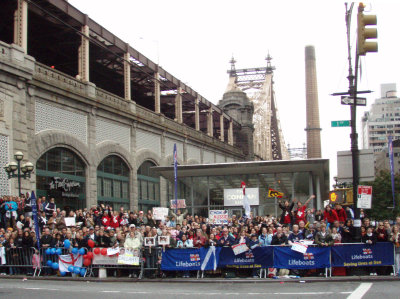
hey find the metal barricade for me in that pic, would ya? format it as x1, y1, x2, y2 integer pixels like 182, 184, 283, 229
142, 246, 162, 279
3, 247, 36, 275
90, 247, 143, 279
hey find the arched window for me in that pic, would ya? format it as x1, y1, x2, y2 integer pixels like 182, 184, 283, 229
97, 155, 130, 210
36, 147, 85, 210
137, 160, 160, 212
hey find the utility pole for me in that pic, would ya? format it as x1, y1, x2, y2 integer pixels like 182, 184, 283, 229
332, 3, 378, 241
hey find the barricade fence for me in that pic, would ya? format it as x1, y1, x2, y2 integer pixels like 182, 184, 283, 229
0, 243, 396, 278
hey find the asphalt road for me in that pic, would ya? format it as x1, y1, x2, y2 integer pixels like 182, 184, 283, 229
0, 279, 397, 299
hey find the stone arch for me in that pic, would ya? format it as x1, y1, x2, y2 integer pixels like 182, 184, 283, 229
95, 141, 133, 171
32, 129, 90, 166
135, 149, 161, 170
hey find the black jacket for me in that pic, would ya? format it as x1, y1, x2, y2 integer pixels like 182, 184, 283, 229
279, 202, 294, 224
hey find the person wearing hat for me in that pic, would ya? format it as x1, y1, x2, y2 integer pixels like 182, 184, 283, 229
128, 224, 143, 244
124, 227, 142, 278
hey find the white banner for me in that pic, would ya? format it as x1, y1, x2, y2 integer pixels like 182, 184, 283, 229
209, 210, 229, 224
118, 249, 140, 266
223, 188, 259, 206
232, 243, 249, 255
152, 207, 169, 220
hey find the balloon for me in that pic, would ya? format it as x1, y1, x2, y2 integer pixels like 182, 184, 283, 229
45, 248, 51, 255
51, 262, 59, 270
87, 239, 95, 248
80, 268, 86, 277
101, 248, 107, 256
73, 266, 81, 274
68, 265, 74, 272
64, 239, 71, 249
60, 271, 66, 276
46, 260, 53, 267
83, 254, 88, 259
56, 248, 62, 255
93, 248, 100, 255
78, 248, 86, 255
87, 252, 94, 259
71, 248, 78, 255
83, 258, 91, 267
50, 248, 56, 255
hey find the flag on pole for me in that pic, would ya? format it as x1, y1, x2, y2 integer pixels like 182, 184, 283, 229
241, 182, 250, 218
173, 144, 178, 214
30, 191, 41, 249
388, 136, 396, 209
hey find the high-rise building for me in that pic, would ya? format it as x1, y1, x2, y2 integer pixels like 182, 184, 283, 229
361, 84, 400, 155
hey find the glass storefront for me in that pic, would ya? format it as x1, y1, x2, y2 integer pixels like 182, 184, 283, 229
138, 161, 160, 212
36, 147, 86, 210
97, 155, 130, 210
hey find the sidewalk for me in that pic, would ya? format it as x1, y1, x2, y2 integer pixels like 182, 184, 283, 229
0, 275, 399, 283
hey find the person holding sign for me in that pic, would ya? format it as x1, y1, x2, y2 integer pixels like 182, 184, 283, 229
170, 208, 187, 226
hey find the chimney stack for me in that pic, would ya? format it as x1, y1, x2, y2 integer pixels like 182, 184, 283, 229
304, 45, 322, 158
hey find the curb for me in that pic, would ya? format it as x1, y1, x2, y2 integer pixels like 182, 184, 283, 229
1, 275, 399, 283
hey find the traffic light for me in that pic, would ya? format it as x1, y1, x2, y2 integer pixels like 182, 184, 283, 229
357, 3, 378, 56
329, 188, 353, 205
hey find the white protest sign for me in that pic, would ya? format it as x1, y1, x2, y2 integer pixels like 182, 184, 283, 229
291, 242, 308, 254
107, 247, 120, 256
158, 235, 170, 246
64, 217, 76, 227
118, 249, 140, 266
357, 185, 372, 209
209, 210, 229, 225
152, 207, 169, 220
232, 243, 249, 255
144, 237, 156, 247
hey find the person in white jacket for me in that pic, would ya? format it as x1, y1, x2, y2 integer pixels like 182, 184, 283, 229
170, 209, 188, 226
124, 229, 142, 278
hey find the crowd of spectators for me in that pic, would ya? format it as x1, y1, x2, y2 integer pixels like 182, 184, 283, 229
0, 193, 399, 278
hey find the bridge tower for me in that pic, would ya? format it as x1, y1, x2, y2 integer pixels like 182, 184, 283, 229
222, 55, 289, 160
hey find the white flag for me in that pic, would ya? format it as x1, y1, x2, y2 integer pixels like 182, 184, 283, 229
243, 194, 250, 218
58, 253, 83, 272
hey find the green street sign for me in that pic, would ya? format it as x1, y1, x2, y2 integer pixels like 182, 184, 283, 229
331, 120, 351, 127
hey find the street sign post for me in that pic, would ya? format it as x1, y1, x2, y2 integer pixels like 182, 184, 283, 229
331, 120, 351, 127
357, 185, 372, 209
341, 96, 367, 106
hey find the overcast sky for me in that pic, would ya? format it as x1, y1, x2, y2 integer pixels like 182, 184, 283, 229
70, 0, 400, 183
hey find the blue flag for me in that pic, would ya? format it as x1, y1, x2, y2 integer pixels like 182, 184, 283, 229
388, 136, 396, 209
173, 143, 178, 214
30, 191, 41, 249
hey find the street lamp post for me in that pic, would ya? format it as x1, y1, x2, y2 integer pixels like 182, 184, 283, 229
4, 151, 34, 196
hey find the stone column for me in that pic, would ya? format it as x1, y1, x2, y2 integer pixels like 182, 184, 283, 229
228, 120, 233, 145
87, 109, 97, 208
207, 107, 213, 137
124, 45, 131, 101
195, 98, 200, 131
154, 69, 161, 114
175, 85, 183, 124
78, 17, 90, 82
14, 0, 28, 53
220, 114, 224, 142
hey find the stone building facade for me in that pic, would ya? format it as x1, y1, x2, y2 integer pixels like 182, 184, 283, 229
0, 0, 249, 212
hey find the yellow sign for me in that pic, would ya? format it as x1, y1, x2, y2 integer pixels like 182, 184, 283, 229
268, 188, 284, 198
330, 192, 337, 202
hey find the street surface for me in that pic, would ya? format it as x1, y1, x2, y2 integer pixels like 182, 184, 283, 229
0, 279, 397, 299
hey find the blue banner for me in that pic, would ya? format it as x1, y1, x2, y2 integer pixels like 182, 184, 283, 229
273, 246, 330, 269
173, 143, 178, 214
388, 136, 396, 208
218, 246, 273, 269
331, 242, 394, 267
161, 247, 221, 271
30, 191, 41, 249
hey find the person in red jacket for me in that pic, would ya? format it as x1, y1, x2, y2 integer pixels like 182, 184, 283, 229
193, 228, 207, 248
294, 195, 315, 224
323, 205, 339, 227
335, 204, 347, 223
101, 210, 111, 228
110, 211, 120, 229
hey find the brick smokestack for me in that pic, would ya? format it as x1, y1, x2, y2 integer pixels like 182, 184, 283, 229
304, 45, 322, 158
